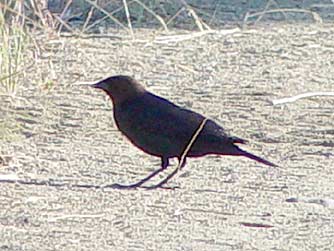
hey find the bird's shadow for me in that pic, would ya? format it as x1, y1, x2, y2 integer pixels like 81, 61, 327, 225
0, 178, 180, 191
103, 183, 180, 190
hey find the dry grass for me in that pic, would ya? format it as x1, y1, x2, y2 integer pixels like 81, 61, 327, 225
0, 3, 28, 95
0, 0, 210, 97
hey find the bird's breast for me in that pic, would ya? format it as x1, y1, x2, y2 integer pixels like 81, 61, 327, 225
113, 106, 183, 157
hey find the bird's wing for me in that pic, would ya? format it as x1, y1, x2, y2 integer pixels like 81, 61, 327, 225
132, 94, 203, 140
115, 93, 204, 150
201, 119, 247, 144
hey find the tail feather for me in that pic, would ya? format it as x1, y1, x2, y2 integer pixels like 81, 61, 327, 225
235, 147, 277, 167
231, 136, 247, 144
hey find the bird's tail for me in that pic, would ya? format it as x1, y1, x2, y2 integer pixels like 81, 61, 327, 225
233, 147, 278, 167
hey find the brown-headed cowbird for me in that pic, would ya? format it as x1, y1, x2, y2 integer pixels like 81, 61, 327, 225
92, 75, 277, 188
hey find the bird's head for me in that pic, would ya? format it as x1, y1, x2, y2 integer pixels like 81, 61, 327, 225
91, 75, 146, 104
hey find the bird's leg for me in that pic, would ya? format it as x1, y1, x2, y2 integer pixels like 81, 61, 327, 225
146, 118, 208, 189
161, 157, 169, 169
178, 157, 187, 170
144, 165, 180, 189
109, 157, 169, 189
144, 157, 186, 190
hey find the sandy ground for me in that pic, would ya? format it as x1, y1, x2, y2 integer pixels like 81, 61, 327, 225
1, 23, 334, 250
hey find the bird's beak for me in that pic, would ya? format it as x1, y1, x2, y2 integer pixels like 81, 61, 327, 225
85, 76, 111, 89
73, 79, 106, 89
91, 81, 104, 89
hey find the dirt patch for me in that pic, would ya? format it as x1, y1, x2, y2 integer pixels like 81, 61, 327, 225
1, 23, 334, 250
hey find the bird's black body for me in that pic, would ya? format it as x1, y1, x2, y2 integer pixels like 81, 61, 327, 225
115, 92, 245, 163
92, 75, 277, 188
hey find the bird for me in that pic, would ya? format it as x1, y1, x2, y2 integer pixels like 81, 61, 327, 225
91, 75, 277, 189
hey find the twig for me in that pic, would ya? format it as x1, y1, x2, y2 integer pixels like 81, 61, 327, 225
0, 2, 46, 30
255, 0, 287, 24
84, 3, 132, 32
272, 92, 334, 105
13, 0, 25, 27
179, 118, 208, 170
84, 0, 128, 31
187, 7, 204, 31
32, 0, 56, 29
122, 0, 134, 38
59, 0, 73, 21
165, 7, 185, 28
57, 0, 73, 33
244, 8, 322, 26
153, 28, 240, 44
132, 0, 168, 31
180, 0, 211, 31
209, 1, 220, 26
108, 117, 209, 190
80, 6, 95, 34
145, 118, 208, 189
53, 14, 78, 35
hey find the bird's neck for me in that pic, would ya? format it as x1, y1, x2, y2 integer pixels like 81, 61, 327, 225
110, 91, 145, 106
